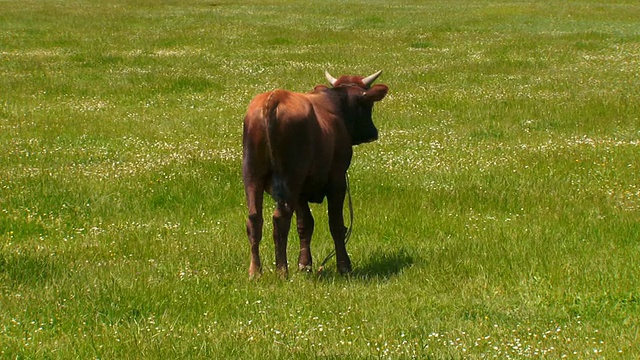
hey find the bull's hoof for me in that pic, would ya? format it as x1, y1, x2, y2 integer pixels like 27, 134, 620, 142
337, 262, 352, 275
298, 263, 313, 273
249, 266, 262, 280
276, 265, 289, 279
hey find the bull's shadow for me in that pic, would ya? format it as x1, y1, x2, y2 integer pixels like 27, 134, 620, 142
316, 247, 415, 282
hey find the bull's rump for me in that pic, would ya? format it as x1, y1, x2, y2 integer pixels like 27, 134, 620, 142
242, 90, 327, 203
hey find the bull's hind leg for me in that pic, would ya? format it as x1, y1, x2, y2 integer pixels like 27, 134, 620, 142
295, 201, 314, 272
245, 182, 264, 279
273, 200, 294, 277
327, 177, 352, 274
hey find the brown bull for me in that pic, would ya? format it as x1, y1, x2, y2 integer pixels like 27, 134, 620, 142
242, 70, 388, 278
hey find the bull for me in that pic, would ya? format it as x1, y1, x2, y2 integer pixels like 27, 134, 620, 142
242, 70, 388, 278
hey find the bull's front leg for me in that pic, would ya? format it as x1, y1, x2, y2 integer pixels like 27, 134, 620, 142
327, 181, 352, 274
295, 201, 314, 272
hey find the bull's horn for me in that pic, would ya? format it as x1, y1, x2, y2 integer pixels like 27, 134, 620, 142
325, 70, 338, 86
362, 70, 383, 87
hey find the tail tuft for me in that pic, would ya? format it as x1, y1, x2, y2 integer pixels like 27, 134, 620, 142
271, 175, 289, 202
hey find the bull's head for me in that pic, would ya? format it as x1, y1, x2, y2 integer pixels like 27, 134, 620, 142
325, 70, 383, 89
324, 70, 388, 145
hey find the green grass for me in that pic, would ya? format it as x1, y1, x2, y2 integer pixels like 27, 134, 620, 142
1, 0, 639, 358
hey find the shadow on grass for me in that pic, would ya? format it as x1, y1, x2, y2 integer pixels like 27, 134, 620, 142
0, 252, 60, 286
316, 248, 415, 282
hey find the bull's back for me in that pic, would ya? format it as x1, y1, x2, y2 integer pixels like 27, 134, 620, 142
243, 90, 323, 202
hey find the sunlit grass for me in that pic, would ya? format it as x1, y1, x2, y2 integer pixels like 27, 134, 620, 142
1, 0, 639, 358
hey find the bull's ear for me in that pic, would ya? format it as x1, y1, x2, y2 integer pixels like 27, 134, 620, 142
364, 84, 388, 102
313, 84, 329, 92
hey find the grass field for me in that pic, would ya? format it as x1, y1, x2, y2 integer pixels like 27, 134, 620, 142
1, 0, 639, 358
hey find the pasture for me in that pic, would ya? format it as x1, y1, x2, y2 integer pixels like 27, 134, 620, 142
1, 0, 639, 358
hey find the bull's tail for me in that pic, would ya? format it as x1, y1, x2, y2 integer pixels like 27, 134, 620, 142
263, 90, 289, 203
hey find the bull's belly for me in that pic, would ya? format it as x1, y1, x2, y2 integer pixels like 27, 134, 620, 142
264, 176, 327, 204
301, 179, 328, 204
305, 191, 326, 204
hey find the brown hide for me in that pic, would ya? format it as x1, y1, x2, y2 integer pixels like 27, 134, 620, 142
242, 72, 388, 278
